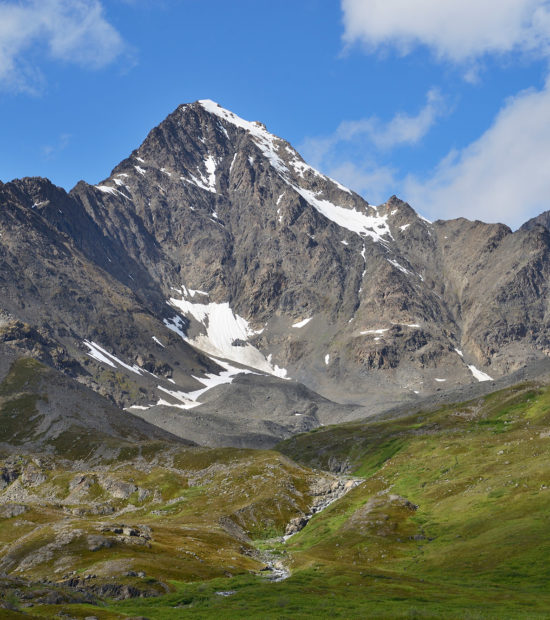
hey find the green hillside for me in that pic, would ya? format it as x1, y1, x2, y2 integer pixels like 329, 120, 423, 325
3, 379, 550, 618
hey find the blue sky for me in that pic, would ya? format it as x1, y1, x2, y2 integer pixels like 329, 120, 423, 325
1, 0, 550, 228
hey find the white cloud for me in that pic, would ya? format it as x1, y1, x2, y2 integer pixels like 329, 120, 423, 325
0, 0, 125, 93
338, 89, 446, 151
336, 1, 550, 224
342, 0, 550, 63
403, 78, 550, 228
327, 161, 398, 205
300, 88, 446, 204
302, 79, 550, 225
305, 88, 445, 158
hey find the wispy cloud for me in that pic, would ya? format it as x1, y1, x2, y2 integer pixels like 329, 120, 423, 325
42, 133, 72, 159
403, 78, 550, 228
341, 0, 550, 65
0, 0, 125, 93
326, 161, 399, 204
340, 88, 446, 150
300, 88, 447, 203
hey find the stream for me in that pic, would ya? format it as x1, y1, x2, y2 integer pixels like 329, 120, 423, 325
259, 475, 363, 582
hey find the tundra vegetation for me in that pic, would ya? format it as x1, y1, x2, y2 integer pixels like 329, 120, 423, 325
1, 357, 550, 618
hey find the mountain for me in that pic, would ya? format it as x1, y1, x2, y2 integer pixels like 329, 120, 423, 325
1, 99, 550, 447
3, 100, 550, 619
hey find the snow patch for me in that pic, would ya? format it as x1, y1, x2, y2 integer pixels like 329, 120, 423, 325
84, 341, 115, 368
283, 145, 352, 194
217, 122, 229, 139
360, 328, 389, 335
31, 202, 48, 209
167, 292, 288, 378
468, 365, 493, 382
292, 317, 312, 328
161, 358, 251, 409
152, 336, 165, 348
199, 100, 351, 189
96, 184, 130, 200
435, 378, 446, 382
325, 354, 330, 365
155, 398, 189, 410
454, 348, 464, 357
95, 185, 118, 196
181, 156, 217, 193
181, 285, 208, 298
198, 100, 392, 244
199, 99, 288, 174
204, 155, 217, 191
164, 316, 186, 339
84, 341, 142, 375
292, 185, 392, 243
358, 243, 367, 294
387, 259, 412, 275
129, 358, 253, 411
392, 322, 420, 329
134, 166, 146, 176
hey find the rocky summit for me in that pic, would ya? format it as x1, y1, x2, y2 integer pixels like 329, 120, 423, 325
1, 100, 550, 448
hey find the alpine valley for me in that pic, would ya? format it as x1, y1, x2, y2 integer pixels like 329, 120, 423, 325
2, 101, 550, 619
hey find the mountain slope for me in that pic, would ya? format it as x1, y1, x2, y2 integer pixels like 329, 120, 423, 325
0, 173, 352, 447
0, 356, 188, 459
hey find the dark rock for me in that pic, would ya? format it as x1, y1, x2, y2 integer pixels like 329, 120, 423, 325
87, 535, 113, 552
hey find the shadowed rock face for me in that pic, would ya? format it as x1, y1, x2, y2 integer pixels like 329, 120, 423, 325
520, 210, 550, 234
0, 100, 549, 446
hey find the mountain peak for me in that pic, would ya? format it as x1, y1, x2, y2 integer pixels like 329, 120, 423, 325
197, 99, 271, 134
97, 99, 393, 244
